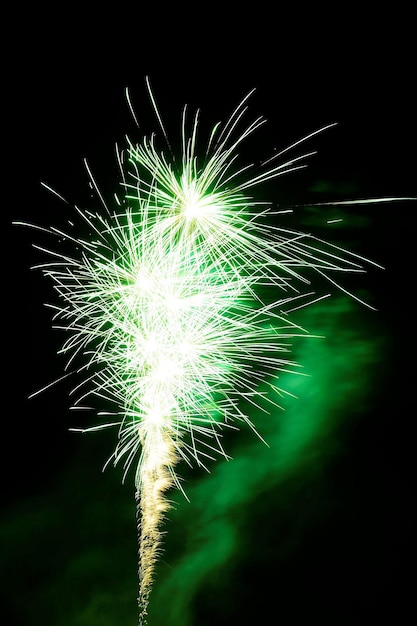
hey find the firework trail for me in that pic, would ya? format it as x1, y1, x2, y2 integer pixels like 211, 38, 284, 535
17, 79, 414, 624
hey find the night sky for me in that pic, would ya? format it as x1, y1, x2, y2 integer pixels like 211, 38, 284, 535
2, 17, 416, 626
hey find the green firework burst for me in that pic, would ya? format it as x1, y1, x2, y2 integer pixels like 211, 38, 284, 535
16, 80, 413, 624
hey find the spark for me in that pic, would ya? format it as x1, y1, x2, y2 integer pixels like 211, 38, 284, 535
18, 80, 412, 624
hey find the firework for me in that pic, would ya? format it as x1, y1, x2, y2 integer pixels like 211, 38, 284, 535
17, 79, 413, 624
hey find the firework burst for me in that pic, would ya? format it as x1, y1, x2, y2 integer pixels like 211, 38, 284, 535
17, 79, 413, 624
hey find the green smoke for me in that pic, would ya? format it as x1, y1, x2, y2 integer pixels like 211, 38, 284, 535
147, 295, 384, 625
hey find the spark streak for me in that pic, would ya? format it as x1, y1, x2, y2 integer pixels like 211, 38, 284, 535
19, 80, 411, 624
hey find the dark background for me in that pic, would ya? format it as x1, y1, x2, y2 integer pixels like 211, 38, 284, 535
2, 15, 416, 626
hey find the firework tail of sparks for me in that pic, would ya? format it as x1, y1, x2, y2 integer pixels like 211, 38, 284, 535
16, 79, 415, 623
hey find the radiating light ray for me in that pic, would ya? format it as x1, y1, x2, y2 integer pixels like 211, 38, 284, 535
17, 79, 413, 624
